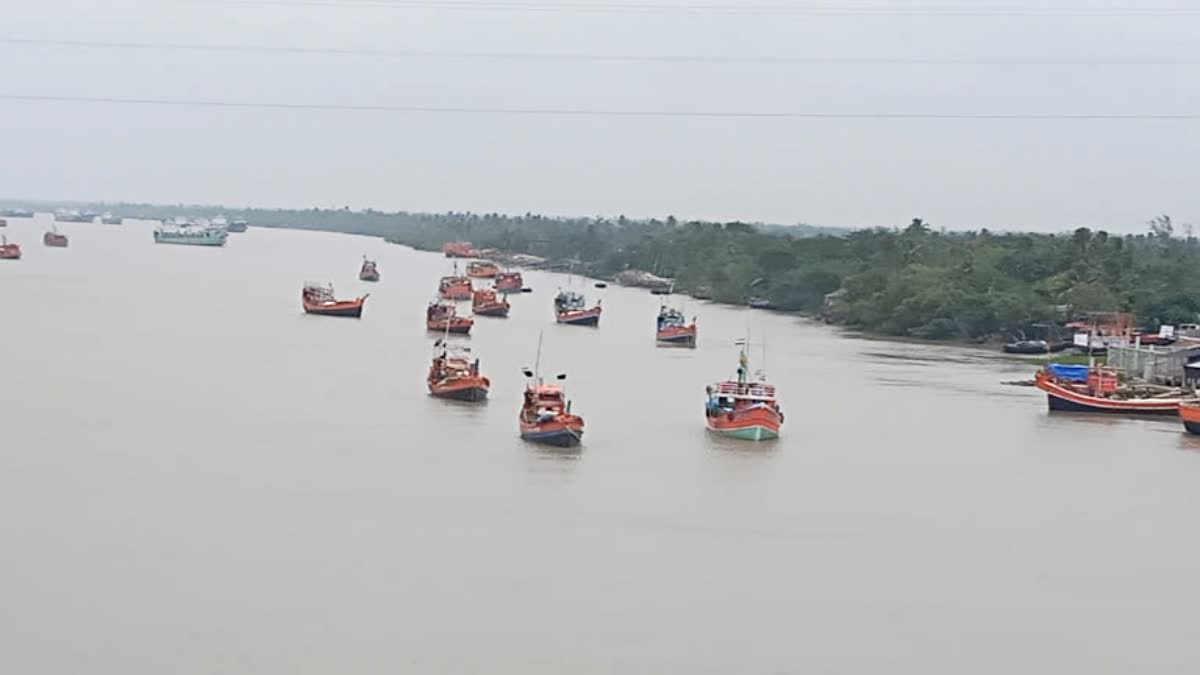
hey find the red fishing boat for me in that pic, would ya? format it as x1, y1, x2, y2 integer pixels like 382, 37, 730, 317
301, 282, 367, 318
359, 256, 380, 282
656, 305, 696, 347
553, 290, 601, 326
427, 301, 473, 334
0, 235, 20, 260
1180, 400, 1200, 434
442, 241, 477, 258
43, 228, 68, 247
438, 267, 473, 301
704, 343, 783, 440
472, 288, 510, 317
518, 334, 584, 447
1034, 365, 1182, 415
467, 260, 500, 278
427, 340, 489, 401
495, 271, 523, 292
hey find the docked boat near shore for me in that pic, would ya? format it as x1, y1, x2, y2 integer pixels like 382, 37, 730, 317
553, 290, 601, 326
656, 305, 696, 347
704, 344, 783, 440
302, 282, 367, 318
472, 288, 510, 317
154, 221, 228, 246
427, 301, 473, 333
1034, 364, 1182, 415
428, 340, 490, 401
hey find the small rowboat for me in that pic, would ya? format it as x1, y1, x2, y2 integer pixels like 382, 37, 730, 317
302, 282, 367, 318
1034, 366, 1181, 415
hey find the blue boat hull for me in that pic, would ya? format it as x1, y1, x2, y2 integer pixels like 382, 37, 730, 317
520, 428, 583, 447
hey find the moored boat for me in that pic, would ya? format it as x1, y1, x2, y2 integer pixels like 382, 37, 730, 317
100, 213, 123, 225
53, 209, 90, 223
359, 256, 380, 282
518, 335, 584, 447
656, 305, 696, 347
427, 301, 473, 333
227, 218, 248, 233
302, 282, 367, 318
428, 340, 490, 401
1033, 364, 1182, 415
494, 271, 523, 292
553, 290, 601, 326
154, 221, 228, 246
1002, 339, 1049, 354
705, 344, 783, 440
472, 288, 510, 317
43, 228, 69, 247
0, 235, 20, 260
467, 260, 501, 278
1180, 400, 1200, 434
442, 241, 477, 258
438, 268, 473, 301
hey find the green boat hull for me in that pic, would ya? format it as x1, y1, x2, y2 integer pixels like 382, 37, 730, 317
154, 231, 228, 246
708, 424, 779, 441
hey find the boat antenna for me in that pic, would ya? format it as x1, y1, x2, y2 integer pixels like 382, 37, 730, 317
533, 329, 544, 385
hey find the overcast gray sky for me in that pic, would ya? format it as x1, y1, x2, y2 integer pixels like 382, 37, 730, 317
1, 0, 1197, 231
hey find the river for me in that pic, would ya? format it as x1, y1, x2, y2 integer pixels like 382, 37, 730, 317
2, 215, 1200, 674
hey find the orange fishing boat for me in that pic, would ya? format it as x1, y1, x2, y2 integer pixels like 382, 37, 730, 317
495, 271, 523, 292
553, 290, 601, 326
704, 343, 783, 440
1034, 365, 1181, 415
655, 305, 696, 347
467, 260, 500, 278
472, 288, 510, 317
438, 266, 473, 301
301, 282, 367, 318
442, 241, 477, 258
0, 235, 20, 260
1181, 400, 1200, 434
427, 301, 473, 333
43, 228, 69, 247
428, 339, 490, 401
359, 256, 380, 282
518, 334, 584, 447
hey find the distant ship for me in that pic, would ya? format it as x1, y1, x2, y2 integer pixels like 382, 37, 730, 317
43, 227, 69, 247
54, 209, 90, 223
227, 218, 248, 233
359, 256, 380, 282
153, 221, 228, 246
0, 208, 33, 218
100, 213, 123, 225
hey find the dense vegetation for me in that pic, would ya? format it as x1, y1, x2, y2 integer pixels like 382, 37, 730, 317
17, 201, 1200, 340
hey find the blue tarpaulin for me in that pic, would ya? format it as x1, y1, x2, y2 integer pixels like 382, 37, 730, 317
1047, 364, 1090, 382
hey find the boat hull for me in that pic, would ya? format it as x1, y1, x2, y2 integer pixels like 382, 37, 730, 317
429, 381, 489, 401
520, 427, 584, 447
427, 320, 473, 334
656, 327, 697, 347
1035, 376, 1180, 415
1180, 403, 1200, 434
440, 290, 472, 301
706, 423, 779, 441
556, 307, 601, 326
154, 232, 228, 246
473, 303, 509, 317
304, 302, 364, 318
705, 406, 783, 441
44, 234, 68, 247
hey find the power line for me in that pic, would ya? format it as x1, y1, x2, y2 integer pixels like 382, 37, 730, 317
4, 37, 1196, 66
208, 0, 1200, 16
1, 93, 1196, 120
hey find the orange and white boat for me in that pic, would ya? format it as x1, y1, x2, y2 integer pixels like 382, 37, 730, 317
442, 241, 477, 258
467, 260, 500, 278
428, 340, 489, 401
704, 344, 783, 440
518, 334, 584, 447
472, 288, 510, 317
43, 227, 69, 247
495, 271, 523, 292
438, 267, 473, 301
656, 305, 696, 347
554, 290, 601, 326
1034, 365, 1181, 415
0, 235, 21, 260
427, 301, 473, 334
302, 282, 367, 318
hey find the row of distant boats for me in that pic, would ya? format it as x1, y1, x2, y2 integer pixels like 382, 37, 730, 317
0, 211, 251, 254
299, 248, 782, 445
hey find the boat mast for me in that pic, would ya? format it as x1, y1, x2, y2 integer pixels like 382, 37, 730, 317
533, 329, 544, 385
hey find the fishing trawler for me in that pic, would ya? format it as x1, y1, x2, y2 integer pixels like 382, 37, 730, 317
553, 290, 601, 326
359, 256, 380, 282
427, 301, 474, 334
427, 340, 490, 401
1034, 364, 1182, 415
467, 260, 501, 278
154, 221, 228, 246
0, 235, 20, 260
656, 305, 697, 347
301, 282, 367, 318
472, 288, 510, 317
438, 266, 473, 301
518, 333, 584, 447
43, 228, 69, 247
704, 342, 783, 440
495, 271, 523, 292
